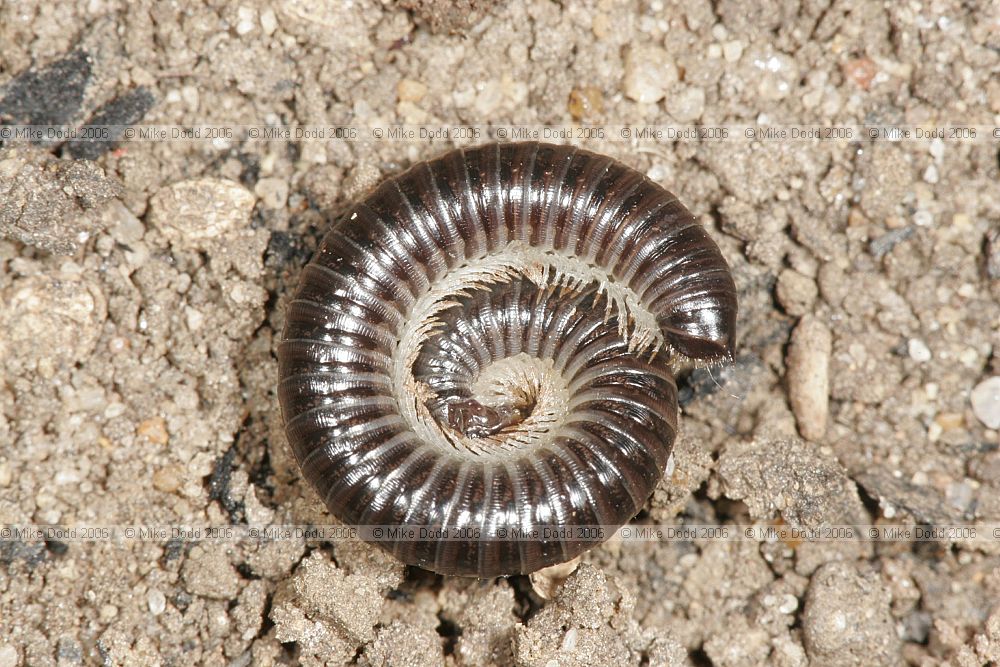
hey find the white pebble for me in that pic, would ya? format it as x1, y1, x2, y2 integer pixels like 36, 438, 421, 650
970, 377, 1000, 429
254, 177, 289, 209
185, 306, 205, 332
907, 338, 932, 362
0, 645, 18, 667
560, 627, 578, 651
722, 40, 744, 63
666, 87, 705, 122
260, 8, 277, 35
929, 138, 945, 160
148, 589, 167, 615
623, 46, 677, 104
922, 164, 939, 184
779, 594, 799, 614
236, 6, 256, 35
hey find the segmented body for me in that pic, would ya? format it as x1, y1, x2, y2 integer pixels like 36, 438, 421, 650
278, 142, 737, 577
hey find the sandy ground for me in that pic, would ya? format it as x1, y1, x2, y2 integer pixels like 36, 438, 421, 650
1, 0, 1000, 665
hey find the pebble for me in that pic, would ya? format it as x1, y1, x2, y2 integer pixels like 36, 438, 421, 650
236, 6, 257, 35
802, 562, 900, 664
137, 417, 169, 445
591, 13, 609, 39
474, 79, 504, 116
148, 589, 167, 615
185, 306, 205, 332
152, 465, 183, 493
397, 79, 427, 103
3, 275, 107, 367
907, 338, 932, 362
567, 86, 604, 122
929, 138, 945, 160
665, 86, 705, 122
99, 604, 119, 621
778, 594, 798, 614
751, 50, 798, 100
105, 200, 145, 245
842, 57, 877, 90
260, 8, 277, 34
149, 178, 255, 251
776, 269, 818, 316
254, 177, 289, 209
970, 377, 1000, 429
0, 645, 18, 667
786, 315, 832, 441
722, 40, 744, 63
623, 46, 677, 104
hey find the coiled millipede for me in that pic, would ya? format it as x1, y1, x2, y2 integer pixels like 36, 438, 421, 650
278, 142, 737, 577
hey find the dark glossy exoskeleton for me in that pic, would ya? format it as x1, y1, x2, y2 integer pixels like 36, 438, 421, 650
278, 142, 737, 577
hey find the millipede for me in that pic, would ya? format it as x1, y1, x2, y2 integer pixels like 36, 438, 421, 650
277, 142, 737, 577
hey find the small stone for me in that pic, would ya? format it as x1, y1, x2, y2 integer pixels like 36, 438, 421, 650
776, 269, 818, 316
236, 6, 256, 35
148, 589, 167, 615
591, 13, 610, 39
105, 200, 145, 245
842, 57, 877, 90
1, 274, 107, 369
530, 557, 581, 600
185, 306, 205, 332
623, 46, 677, 104
258, 8, 278, 34
254, 177, 289, 209
99, 604, 119, 621
778, 594, 798, 614
929, 138, 945, 160
665, 86, 705, 122
0, 644, 18, 667
935, 412, 964, 430
152, 465, 183, 493
473, 79, 504, 116
397, 78, 427, 103
970, 377, 1000, 429
803, 562, 901, 665
137, 417, 169, 445
567, 86, 604, 122
149, 178, 255, 251
722, 40, 744, 62
786, 315, 832, 441
751, 49, 798, 100
907, 338, 932, 363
